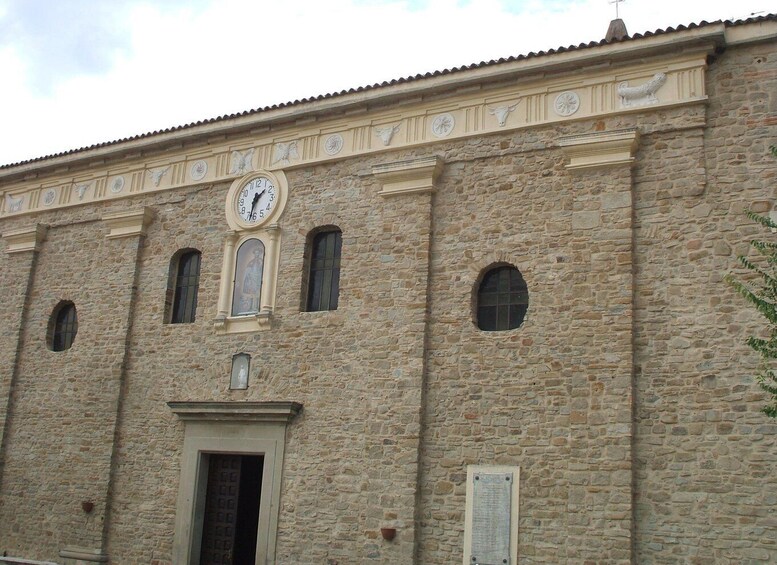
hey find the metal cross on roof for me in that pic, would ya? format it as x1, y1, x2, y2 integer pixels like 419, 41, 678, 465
609, 0, 625, 19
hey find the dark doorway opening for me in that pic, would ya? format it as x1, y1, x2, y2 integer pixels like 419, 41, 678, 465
199, 453, 264, 564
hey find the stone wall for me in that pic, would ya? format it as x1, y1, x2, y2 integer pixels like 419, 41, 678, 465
0, 206, 144, 558
632, 40, 777, 563
0, 29, 774, 565
92, 158, 434, 563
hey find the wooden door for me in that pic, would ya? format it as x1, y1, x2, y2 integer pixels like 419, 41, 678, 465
200, 454, 242, 564
199, 453, 264, 565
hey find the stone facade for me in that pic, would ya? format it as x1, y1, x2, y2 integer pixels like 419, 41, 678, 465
0, 16, 775, 565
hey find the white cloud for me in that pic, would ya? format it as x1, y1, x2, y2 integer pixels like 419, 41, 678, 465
0, 0, 771, 165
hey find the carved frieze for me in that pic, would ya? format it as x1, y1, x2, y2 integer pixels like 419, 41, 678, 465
148, 166, 170, 187
42, 188, 56, 206
431, 113, 455, 138
272, 141, 299, 166
229, 149, 255, 176
324, 134, 344, 156
6, 194, 23, 213
618, 72, 667, 108
75, 183, 90, 200
190, 159, 208, 181
554, 91, 580, 117
374, 124, 400, 146
488, 102, 519, 127
0, 53, 708, 220
110, 176, 125, 194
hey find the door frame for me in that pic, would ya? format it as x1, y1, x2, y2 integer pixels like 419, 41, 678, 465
168, 402, 302, 565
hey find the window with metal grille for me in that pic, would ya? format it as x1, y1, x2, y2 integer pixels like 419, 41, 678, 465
51, 302, 78, 351
305, 229, 342, 312
476, 265, 529, 331
170, 250, 201, 324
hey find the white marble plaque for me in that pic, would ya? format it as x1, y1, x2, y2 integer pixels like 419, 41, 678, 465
470, 472, 512, 565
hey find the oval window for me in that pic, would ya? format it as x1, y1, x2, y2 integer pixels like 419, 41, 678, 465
476, 266, 529, 331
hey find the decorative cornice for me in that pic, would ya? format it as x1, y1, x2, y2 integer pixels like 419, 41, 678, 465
0, 25, 728, 182
1, 50, 707, 218
102, 207, 154, 239
373, 156, 444, 197
2, 224, 47, 254
167, 401, 303, 423
557, 128, 640, 171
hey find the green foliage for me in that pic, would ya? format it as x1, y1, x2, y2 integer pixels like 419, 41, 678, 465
726, 209, 777, 417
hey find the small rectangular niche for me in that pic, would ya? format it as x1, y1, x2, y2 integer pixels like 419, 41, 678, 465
463, 465, 520, 565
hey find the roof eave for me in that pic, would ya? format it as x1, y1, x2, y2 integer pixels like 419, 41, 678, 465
0, 23, 729, 183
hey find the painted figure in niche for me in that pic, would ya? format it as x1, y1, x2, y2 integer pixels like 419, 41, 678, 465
232, 239, 265, 315
242, 247, 263, 302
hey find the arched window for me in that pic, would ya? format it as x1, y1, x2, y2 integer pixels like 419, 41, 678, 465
169, 250, 202, 324
305, 228, 342, 312
476, 265, 529, 331
50, 301, 78, 351
232, 239, 265, 316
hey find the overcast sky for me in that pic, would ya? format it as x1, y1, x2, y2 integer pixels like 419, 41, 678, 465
0, 0, 771, 166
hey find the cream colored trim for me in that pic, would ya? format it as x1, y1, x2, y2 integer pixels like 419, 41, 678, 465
0, 26, 725, 183
214, 311, 272, 334
168, 401, 303, 422
261, 226, 282, 313
224, 170, 289, 231
462, 465, 521, 565
2, 224, 47, 253
59, 547, 108, 563
373, 156, 444, 197
102, 207, 153, 239
168, 401, 302, 565
214, 227, 281, 334
725, 19, 777, 45
1, 49, 709, 220
558, 128, 640, 171
216, 231, 240, 317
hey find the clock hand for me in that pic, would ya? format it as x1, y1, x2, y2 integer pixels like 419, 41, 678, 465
249, 191, 263, 219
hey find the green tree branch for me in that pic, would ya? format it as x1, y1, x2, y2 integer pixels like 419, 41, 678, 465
725, 204, 777, 417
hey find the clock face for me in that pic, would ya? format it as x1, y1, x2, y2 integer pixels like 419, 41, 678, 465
237, 176, 277, 224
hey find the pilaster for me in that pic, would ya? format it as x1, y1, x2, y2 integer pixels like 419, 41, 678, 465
558, 129, 638, 563
368, 156, 442, 563
0, 224, 47, 489
95, 208, 153, 562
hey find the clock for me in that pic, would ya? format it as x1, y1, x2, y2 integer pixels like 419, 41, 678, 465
225, 170, 288, 231
237, 175, 277, 224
